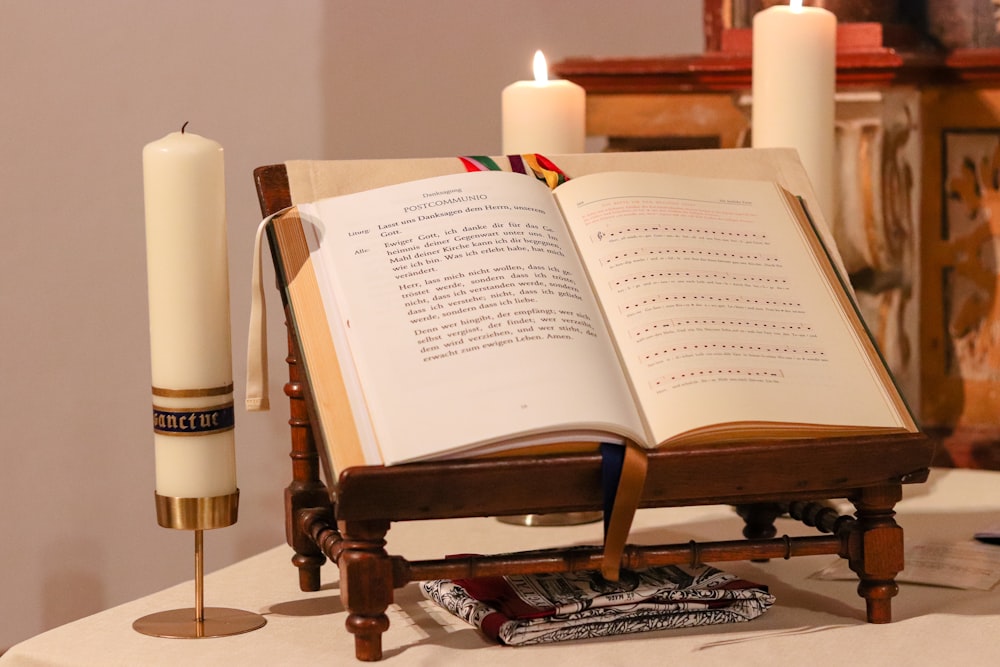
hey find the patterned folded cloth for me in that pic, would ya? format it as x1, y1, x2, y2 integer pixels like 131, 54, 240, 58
420, 562, 775, 646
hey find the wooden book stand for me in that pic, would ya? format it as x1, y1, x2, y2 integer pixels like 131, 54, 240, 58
253, 161, 935, 662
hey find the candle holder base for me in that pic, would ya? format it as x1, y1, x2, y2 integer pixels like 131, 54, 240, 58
496, 511, 602, 526
134, 524, 263, 640
133, 607, 266, 639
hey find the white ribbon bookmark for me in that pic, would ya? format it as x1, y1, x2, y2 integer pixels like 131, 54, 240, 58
245, 211, 287, 412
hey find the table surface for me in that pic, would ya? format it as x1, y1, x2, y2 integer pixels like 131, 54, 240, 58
3, 468, 998, 666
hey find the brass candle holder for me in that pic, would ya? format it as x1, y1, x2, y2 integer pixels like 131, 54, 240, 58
496, 511, 602, 526
132, 491, 267, 638
139, 126, 261, 639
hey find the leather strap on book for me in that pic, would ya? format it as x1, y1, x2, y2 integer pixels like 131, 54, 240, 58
601, 441, 648, 581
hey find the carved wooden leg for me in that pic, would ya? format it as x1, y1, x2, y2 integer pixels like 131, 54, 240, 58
283, 308, 331, 592
847, 484, 904, 623
735, 502, 784, 562
735, 502, 783, 540
339, 519, 393, 662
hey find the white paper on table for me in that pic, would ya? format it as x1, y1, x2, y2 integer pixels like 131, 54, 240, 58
811, 541, 1000, 591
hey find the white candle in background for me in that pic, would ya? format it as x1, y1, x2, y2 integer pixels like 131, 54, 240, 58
752, 0, 836, 220
502, 50, 585, 155
142, 126, 237, 500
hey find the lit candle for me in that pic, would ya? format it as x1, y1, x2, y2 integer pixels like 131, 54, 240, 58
142, 125, 237, 503
752, 0, 836, 219
502, 50, 585, 155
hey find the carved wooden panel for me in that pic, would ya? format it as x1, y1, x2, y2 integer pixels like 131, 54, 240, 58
922, 90, 1000, 415
920, 87, 1000, 467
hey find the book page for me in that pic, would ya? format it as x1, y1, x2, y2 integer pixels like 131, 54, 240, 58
298, 170, 645, 464
554, 171, 914, 446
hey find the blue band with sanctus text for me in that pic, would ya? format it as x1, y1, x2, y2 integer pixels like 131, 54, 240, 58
153, 402, 235, 436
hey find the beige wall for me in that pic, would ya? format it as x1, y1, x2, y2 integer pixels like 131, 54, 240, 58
0, 0, 701, 649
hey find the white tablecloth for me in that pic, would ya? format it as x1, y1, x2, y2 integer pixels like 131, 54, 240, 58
3, 468, 998, 666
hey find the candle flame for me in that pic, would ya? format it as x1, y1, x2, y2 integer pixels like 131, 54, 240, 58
533, 50, 548, 83
790, 0, 803, 9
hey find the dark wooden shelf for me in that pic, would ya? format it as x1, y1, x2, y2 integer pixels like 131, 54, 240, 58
554, 24, 1000, 94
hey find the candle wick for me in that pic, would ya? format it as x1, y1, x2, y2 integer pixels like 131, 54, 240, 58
181, 121, 189, 134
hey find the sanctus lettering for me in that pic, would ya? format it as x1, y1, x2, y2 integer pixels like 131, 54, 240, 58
152, 402, 235, 436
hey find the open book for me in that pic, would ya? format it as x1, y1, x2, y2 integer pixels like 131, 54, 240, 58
267, 167, 917, 471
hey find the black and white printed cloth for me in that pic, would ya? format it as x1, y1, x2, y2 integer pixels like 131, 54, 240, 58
420, 562, 775, 646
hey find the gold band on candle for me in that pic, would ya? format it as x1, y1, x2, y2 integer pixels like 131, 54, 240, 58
152, 384, 234, 398
155, 490, 240, 530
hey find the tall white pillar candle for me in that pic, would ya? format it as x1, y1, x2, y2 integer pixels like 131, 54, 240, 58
502, 50, 585, 155
752, 1, 836, 220
143, 126, 237, 500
